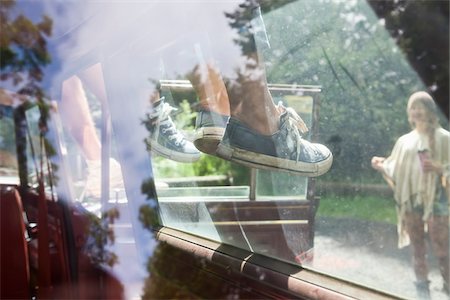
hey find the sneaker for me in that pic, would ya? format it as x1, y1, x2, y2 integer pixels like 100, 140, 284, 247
216, 105, 332, 176
193, 109, 229, 155
143, 97, 200, 163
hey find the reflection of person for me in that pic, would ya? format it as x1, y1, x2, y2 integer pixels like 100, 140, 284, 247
371, 91, 449, 297
188, 59, 333, 177
118, 2, 332, 176
188, 63, 231, 154
183, 4, 332, 177
59, 64, 124, 200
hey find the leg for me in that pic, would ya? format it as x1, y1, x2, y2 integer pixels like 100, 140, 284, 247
428, 215, 450, 294
189, 63, 230, 154
198, 5, 332, 175
406, 211, 429, 281
60, 75, 101, 161
60, 68, 125, 200
188, 63, 230, 116
226, 52, 280, 136
216, 50, 332, 176
78, 63, 108, 105
405, 211, 431, 298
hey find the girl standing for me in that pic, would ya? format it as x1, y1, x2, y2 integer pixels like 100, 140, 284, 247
372, 91, 449, 298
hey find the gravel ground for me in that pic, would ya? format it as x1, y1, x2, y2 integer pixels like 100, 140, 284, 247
304, 217, 449, 300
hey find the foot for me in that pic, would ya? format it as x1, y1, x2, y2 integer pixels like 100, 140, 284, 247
414, 280, 431, 299
143, 97, 200, 163
193, 109, 229, 155
216, 105, 332, 176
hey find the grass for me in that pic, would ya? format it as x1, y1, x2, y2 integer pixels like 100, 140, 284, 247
317, 195, 397, 225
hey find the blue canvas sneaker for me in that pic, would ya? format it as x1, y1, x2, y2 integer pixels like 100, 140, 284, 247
144, 97, 200, 163
216, 106, 332, 176
193, 109, 229, 155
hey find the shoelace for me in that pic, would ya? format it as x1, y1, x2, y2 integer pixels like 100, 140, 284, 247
153, 98, 185, 146
278, 101, 309, 162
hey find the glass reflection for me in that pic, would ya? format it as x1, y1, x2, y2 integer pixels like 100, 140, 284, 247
78, 0, 449, 299
58, 64, 126, 213
3, 0, 449, 299
131, 1, 325, 265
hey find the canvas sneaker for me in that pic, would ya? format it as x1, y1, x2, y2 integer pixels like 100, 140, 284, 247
193, 109, 229, 155
216, 104, 332, 176
143, 97, 200, 163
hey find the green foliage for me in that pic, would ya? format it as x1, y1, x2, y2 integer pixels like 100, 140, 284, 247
260, 1, 430, 183
84, 208, 120, 267
317, 194, 397, 225
153, 156, 197, 179
150, 99, 198, 179
139, 204, 161, 230
175, 100, 197, 130
149, 98, 251, 185
0, 0, 52, 97
0, 109, 16, 154
193, 156, 250, 186
0, 0, 57, 184
192, 155, 228, 177
151, 1, 447, 187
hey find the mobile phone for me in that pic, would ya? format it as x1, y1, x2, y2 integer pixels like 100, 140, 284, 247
418, 149, 429, 171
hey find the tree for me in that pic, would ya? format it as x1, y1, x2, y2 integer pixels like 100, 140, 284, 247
0, 0, 52, 98
256, 0, 433, 182
0, 0, 55, 190
368, 0, 449, 118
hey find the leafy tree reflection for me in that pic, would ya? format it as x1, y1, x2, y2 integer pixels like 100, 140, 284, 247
1, 0, 120, 280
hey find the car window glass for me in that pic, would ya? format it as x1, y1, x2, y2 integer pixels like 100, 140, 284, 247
0, 101, 19, 184
10, 1, 447, 299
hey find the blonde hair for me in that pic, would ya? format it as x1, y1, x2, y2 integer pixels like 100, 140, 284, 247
407, 91, 439, 128
407, 91, 440, 156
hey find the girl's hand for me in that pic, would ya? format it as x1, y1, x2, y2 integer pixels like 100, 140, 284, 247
371, 156, 385, 172
422, 159, 443, 174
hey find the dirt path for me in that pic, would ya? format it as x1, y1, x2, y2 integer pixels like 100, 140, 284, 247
305, 217, 449, 300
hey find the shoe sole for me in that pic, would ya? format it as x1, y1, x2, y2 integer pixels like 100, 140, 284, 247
216, 143, 333, 177
149, 142, 201, 163
193, 127, 225, 155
